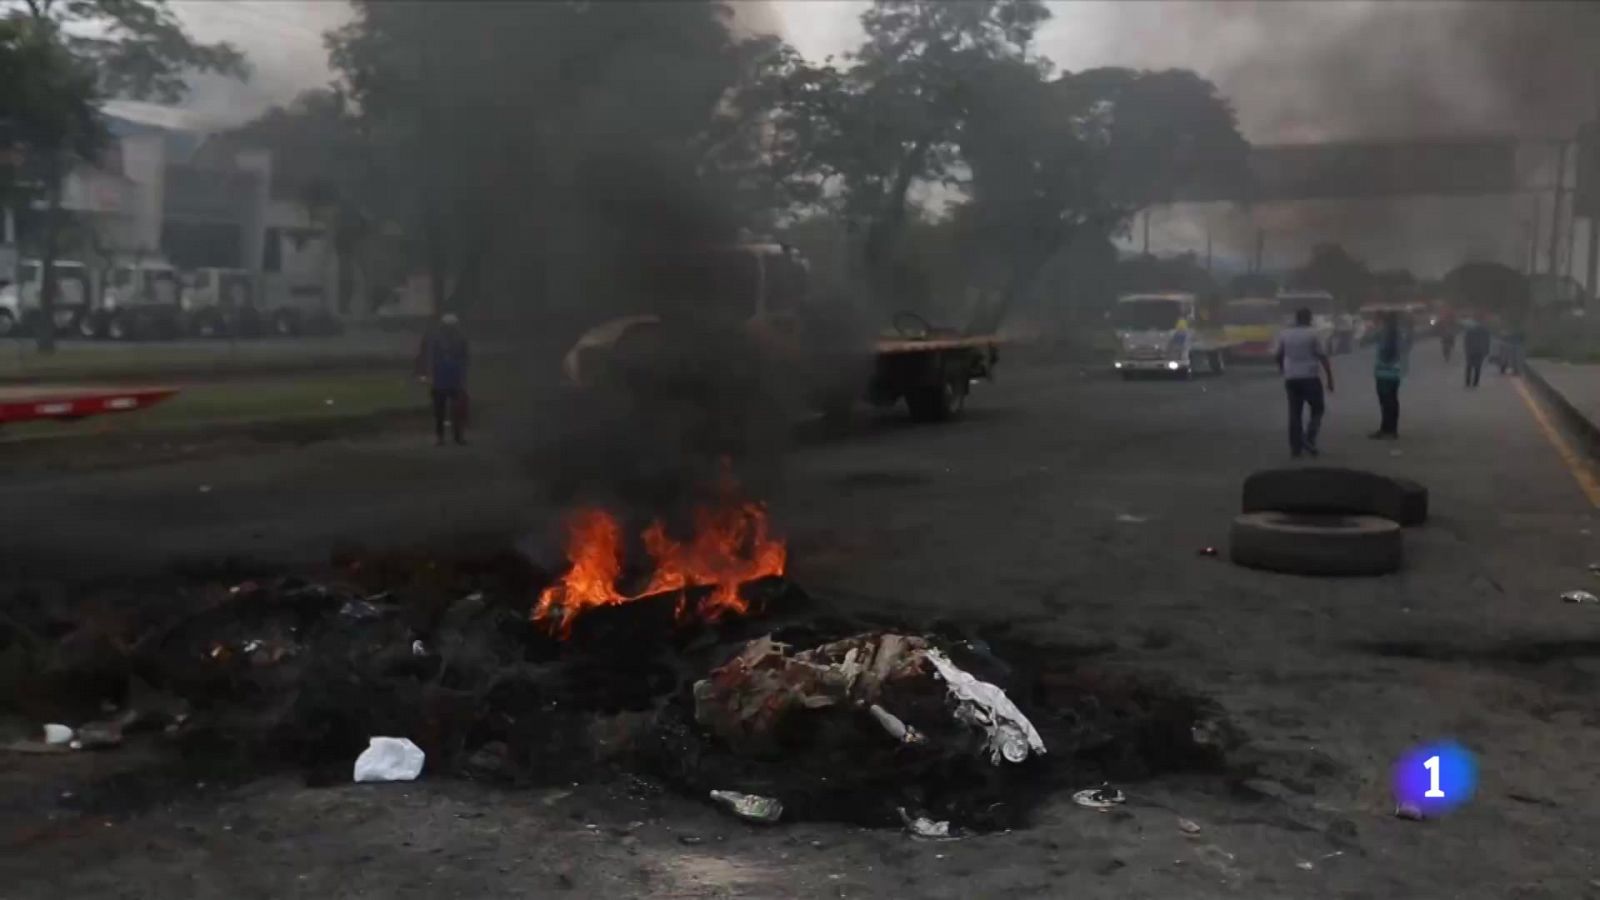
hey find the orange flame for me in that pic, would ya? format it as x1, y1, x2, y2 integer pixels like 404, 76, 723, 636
533, 501, 786, 638
531, 508, 629, 637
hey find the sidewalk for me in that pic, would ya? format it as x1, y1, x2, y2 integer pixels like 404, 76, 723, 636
1525, 358, 1600, 452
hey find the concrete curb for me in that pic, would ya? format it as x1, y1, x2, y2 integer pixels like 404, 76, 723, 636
1524, 360, 1600, 457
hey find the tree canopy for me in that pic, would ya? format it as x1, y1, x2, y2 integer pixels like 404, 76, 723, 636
1288, 243, 1373, 310
230, 0, 1250, 330
1443, 262, 1530, 319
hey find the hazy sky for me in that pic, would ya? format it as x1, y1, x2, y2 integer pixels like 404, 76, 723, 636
157, 0, 1597, 144
146, 1, 1594, 276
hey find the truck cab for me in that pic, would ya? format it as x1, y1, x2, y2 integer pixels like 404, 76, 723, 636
87, 259, 184, 340
181, 267, 257, 338
1110, 292, 1229, 378
0, 259, 94, 337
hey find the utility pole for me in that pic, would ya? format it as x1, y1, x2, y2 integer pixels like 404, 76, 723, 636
1585, 78, 1600, 303
1567, 210, 1580, 282
1547, 139, 1571, 278
1529, 196, 1542, 275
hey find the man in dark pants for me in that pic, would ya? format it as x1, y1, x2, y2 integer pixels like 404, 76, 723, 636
1275, 307, 1336, 458
1370, 311, 1408, 439
416, 312, 470, 445
1462, 317, 1491, 388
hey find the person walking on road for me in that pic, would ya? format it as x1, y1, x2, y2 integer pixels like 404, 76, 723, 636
1438, 310, 1458, 362
1462, 317, 1491, 388
1275, 307, 1335, 458
416, 312, 470, 446
1370, 311, 1408, 440
1499, 320, 1526, 376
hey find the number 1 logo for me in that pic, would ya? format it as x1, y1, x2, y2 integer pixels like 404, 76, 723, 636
1423, 754, 1445, 798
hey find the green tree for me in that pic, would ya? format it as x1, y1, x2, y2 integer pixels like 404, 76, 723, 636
1442, 262, 1529, 320
1228, 272, 1279, 299
959, 64, 1247, 330
3, 0, 244, 351
1289, 243, 1372, 310
327, 1, 762, 320
754, 0, 1049, 299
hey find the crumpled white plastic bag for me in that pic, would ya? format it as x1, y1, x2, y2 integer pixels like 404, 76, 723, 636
353, 736, 426, 783
924, 648, 1047, 765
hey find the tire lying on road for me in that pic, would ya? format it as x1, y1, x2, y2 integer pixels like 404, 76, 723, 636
1229, 512, 1403, 576
1242, 467, 1428, 526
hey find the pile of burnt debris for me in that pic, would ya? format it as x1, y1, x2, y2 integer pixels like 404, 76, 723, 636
0, 550, 1234, 833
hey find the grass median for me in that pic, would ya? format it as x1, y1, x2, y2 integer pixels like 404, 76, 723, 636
0, 333, 419, 384
0, 371, 425, 443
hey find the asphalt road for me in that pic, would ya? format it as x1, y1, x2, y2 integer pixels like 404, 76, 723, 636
6, 345, 1600, 898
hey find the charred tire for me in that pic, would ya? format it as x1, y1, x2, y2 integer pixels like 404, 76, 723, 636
0, 309, 14, 338
1229, 512, 1403, 576
1242, 466, 1428, 526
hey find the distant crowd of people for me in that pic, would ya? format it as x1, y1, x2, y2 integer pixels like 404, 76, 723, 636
1274, 306, 1525, 458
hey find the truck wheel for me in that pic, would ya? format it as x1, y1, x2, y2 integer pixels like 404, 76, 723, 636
1242, 466, 1428, 526
107, 313, 132, 341
236, 307, 263, 338
50, 310, 79, 337
77, 312, 100, 340
272, 310, 302, 337
0, 309, 15, 338
1211, 350, 1227, 375
1229, 512, 1403, 576
906, 378, 960, 423
191, 310, 224, 338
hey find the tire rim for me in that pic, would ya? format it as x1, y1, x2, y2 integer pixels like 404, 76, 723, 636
109, 319, 125, 339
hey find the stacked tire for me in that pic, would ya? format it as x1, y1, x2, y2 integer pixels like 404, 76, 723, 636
1229, 468, 1427, 577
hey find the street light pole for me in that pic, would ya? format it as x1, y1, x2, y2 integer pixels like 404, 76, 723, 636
1547, 139, 1570, 278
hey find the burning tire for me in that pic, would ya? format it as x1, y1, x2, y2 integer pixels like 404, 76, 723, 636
1242, 467, 1428, 526
1229, 511, 1402, 576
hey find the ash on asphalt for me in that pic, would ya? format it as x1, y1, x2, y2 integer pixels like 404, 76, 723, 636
0, 547, 1242, 833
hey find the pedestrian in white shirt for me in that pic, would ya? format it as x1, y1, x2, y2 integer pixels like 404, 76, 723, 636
1274, 308, 1336, 458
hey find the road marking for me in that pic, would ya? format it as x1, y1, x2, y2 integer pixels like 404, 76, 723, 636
1514, 377, 1600, 508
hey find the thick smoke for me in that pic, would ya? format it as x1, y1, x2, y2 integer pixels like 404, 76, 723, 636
1050, 0, 1600, 278
1046, 0, 1600, 143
